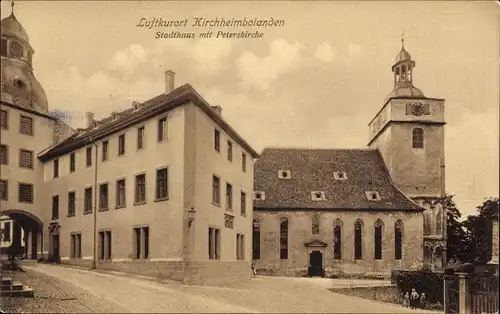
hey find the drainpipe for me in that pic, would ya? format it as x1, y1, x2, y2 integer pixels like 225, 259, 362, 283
88, 137, 99, 269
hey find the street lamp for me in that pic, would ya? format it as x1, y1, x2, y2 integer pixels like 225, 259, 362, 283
87, 137, 99, 270
188, 208, 196, 227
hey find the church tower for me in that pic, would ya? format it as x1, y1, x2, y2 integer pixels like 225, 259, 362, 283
368, 37, 447, 270
1, 1, 49, 112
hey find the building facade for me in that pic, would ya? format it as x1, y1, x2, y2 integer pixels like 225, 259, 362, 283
0, 10, 259, 285
252, 41, 447, 277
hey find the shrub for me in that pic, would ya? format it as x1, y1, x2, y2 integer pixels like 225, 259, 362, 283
391, 269, 444, 305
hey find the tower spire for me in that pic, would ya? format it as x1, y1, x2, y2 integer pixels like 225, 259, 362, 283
11, 0, 15, 15
401, 28, 405, 49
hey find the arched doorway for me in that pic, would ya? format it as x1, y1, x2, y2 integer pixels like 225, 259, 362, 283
0, 209, 44, 260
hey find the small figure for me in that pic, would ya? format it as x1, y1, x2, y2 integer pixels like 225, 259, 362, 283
420, 292, 427, 308
403, 292, 410, 308
251, 262, 257, 277
410, 288, 420, 309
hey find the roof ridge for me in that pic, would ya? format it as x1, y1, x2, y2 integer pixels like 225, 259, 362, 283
262, 147, 378, 151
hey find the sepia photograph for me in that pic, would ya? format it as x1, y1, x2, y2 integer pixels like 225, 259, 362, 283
0, 0, 499, 313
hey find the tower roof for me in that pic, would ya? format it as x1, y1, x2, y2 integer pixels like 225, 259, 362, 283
394, 47, 412, 64
1, 13, 29, 43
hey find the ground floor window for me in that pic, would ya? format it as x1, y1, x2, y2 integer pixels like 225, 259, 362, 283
208, 227, 221, 260
70, 233, 81, 259
98, 230, 112, 260
133, 226, 149, 259
236, 233, 245, 260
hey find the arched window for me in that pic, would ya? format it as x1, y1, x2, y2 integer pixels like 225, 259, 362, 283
10, 41, 23, 59
423, 210, 431, 236
333, 219, 342, 260
435, 207, 443, 236
280, 218, 288, 260
252, 218, 261, 260
407, 65, 412, 82
395, 67, 400, 83
394, 220, 403, 260
423, 245, 432, 266
354, 219, 363, 260
412, 128, 424, 149
0, 39, 7, 57
434, 246, 443, 270
312, 214, 320, 234
401, 65, 407, 81
374, 219, 383, 260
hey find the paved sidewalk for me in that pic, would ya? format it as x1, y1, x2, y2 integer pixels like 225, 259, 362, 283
24, 264, 437, 313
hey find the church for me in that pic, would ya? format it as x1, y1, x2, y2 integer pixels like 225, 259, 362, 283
252, 41, 447, 277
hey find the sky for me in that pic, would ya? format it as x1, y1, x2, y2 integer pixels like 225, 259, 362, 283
2, 0, 499, 218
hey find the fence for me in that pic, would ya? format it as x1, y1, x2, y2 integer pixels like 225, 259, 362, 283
470, 272, 499, 314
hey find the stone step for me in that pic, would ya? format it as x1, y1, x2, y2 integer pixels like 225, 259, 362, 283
0, 277, 12, 285
0, 281, 24, 291
0, 286, 34, 297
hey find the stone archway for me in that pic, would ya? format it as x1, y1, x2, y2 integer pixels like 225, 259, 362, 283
0, 209, 44, 260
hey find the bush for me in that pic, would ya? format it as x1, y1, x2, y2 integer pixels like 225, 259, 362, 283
391, 269, 444, 305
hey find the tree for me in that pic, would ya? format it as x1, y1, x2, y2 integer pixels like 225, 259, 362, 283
462, 198, 499, 264
444, 194, 469, 262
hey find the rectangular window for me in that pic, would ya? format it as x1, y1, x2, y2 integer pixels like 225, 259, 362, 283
227, 141, 233, 161
68, 191, 76, 217
155, 168, 168, 200
84, 187, 92, 213
226, 183, 233, 210
86, 147, 92, 167
133, 227, 149, 259
208, 227, 221, 260
242, 153, 247, 172
3, 222, 11, 242
135, 174, 146, 203
52, 195, 59, 220
99, 183, 109, 210
70, 233, 82, 259
19, 116, 33, 135
158, 118, 167, 142
69, 153, 75, 172
116, 179, 126, 208
0, 180, 8, 200
98, 231, 105, 260
0, 39, 6, 57
98, 230, 112, 260
19, 149, 33, 169
240, 191, 246, 215
0, 109, 8, 129
137, 126, 144, 149
214, 129, 220, 152
0, 145, 7, 165
118, 134, 126, 156
237, 234, 245, 260
134, 227, 141, 259
18, 183, 33, 203
53, 159, 59, 178
212, 176, 220, 205
102, 141, 109, 161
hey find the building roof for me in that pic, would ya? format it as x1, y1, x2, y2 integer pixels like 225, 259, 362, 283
395, 47, 412, 64
38, 84, 260, 161
254, 148, 422, 211
384, 85, 425, 103
1, 13, 29, 43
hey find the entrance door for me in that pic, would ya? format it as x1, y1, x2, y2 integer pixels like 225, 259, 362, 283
309, 250, 323, 277
51, 234, 60, 262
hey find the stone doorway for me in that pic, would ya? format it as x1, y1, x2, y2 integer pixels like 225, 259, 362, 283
309, 250, 323, 277
48, 223, 61, 262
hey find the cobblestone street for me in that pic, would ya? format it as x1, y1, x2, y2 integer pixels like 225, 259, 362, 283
7, 264, 438, 313
0, 268, 129, 313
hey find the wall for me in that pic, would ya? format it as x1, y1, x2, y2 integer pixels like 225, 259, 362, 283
45, 105, 187, 262
254, 209, 423, 277
185, 104, 254, 283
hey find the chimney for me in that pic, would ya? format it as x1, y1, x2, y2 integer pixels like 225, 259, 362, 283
85, 111, 95, 129
211, 105, 223, 116
165, 70, 175, 94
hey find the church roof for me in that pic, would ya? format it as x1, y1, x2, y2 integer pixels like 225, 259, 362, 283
254, 148, 422, 211
1, 13, 29, 43
38, 83, 260, 161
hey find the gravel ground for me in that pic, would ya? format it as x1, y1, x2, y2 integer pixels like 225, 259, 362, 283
0, 268, 130, 313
